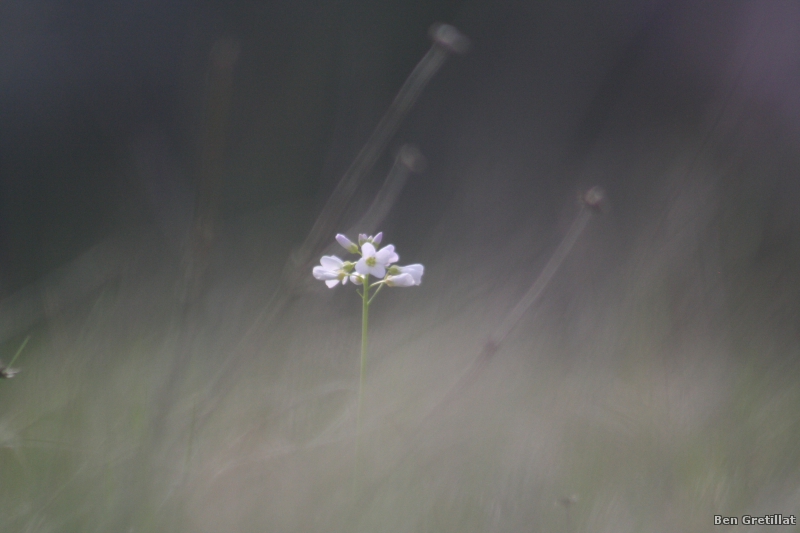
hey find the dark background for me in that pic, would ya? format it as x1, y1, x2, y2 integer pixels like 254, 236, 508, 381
0, 0, 467, 293
1, 0, 798, 340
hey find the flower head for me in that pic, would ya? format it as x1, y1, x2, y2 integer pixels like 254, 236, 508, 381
313, 232, 421, 291
312, 255, 352, 288
355, 242, 398, 279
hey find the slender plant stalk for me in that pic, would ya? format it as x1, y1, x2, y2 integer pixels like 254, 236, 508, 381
7, 336, 29, 368
353, 281, 370, 494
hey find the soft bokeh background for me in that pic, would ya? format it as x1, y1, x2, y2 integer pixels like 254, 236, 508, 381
1, 1, 799, 532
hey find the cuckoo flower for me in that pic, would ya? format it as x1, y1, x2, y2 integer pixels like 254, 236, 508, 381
311, 232, 423, 489
312, 255, 353, 288
388, 263, 424, 285
355, 242, 398, 279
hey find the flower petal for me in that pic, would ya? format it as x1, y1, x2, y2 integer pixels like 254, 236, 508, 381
374, 244, 398, 265
325, 279, 340, 288
386, 273, 415, 287
361, 242, 376, 258
369, 264, 386, 278
355, 257, 369, 275
319, 255, 344, 270
313, 266, 339, 281
398, 264, 424, 285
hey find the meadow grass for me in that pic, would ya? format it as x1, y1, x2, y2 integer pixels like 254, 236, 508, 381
0, 195, 797, 533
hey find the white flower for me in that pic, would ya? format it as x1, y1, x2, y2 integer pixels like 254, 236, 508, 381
335, 234, 360, 254
313, 232, 421, 291
385, 273, 415, 287
312, 255, 350, 288
355, 242, 398, 279
388, 264, 424, 286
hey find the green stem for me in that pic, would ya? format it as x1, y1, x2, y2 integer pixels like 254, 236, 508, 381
353, 279, 370, 494
7, 336, 30, 368
367, 281, 384, 305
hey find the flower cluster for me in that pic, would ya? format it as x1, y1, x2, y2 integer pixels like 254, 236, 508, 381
312, 232, 424, 289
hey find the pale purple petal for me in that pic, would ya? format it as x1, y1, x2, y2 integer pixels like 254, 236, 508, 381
361, 242, 376, 257
325, 279, 340, 288
386, 273, 414, 287
355, 257, 369, 275
319, 255, 344, 270
398, 264, 424, 285
372, 232, 383, 245
369, 264, 386, 278
313, 266, 339, 281
374, 244, 398, 265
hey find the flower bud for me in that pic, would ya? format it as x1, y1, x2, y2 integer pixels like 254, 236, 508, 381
335, 234, 360, 254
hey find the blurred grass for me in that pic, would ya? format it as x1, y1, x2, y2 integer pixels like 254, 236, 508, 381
0, 190, 798, 533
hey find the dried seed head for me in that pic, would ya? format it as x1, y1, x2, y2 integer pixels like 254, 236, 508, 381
582, 186, 607, 212
396, 144, 427, 173
429, 23, 470, 54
